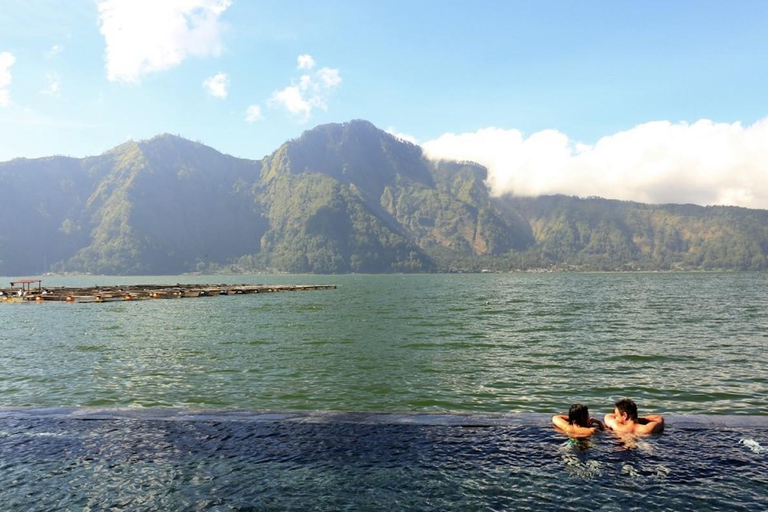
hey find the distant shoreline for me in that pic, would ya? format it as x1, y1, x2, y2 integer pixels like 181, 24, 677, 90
2, 268, 759, 279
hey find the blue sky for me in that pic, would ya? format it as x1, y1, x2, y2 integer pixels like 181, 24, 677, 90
2, 1, 768, 207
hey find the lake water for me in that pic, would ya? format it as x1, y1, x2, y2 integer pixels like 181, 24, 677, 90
1, 272, 766, 414
1, 272, 767, 509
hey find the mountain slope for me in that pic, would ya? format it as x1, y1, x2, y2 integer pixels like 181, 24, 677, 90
64, 135, 264, 274
499, 194, 768, 270
258, 120, 531, 271
0, 123, 525, 274
0, 155, 96, 274
2, 121, 768, 275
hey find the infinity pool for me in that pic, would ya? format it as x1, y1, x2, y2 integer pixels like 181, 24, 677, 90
1, 409, 766, 510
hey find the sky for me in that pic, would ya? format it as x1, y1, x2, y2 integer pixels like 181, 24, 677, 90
1, 0, 768, 207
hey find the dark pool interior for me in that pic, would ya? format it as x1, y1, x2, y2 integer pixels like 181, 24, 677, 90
1, 409, 766, 510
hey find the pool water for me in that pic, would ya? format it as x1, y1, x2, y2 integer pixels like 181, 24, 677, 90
1, 411, 766, 510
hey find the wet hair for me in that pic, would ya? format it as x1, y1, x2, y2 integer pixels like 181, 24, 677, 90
568, 403, 590, 428
614, 398, 638, 420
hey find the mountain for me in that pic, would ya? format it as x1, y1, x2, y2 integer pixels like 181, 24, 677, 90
1, 135, 263, 275
1, 120, 768, 275
497, 195, 768, 271
0, 154, 95, 274
251, 120, 530, 272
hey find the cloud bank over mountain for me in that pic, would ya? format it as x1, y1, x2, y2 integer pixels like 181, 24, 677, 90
423, 117, 768, 209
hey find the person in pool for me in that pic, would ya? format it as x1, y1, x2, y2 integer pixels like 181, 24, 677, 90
552, 403, 605, 437
604, 398, 664, 435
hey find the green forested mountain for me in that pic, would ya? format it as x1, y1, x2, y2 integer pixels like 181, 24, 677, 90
249, 121, 529, 272
0, 135, 262, 275
2, 120, 768, 275
496, 195, 768, 271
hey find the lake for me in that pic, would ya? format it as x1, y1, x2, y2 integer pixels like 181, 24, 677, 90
1, 272, 767, 509
1, 272, 766, 414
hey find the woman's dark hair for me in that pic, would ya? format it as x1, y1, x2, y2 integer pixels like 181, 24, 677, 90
568, 403, 590, 428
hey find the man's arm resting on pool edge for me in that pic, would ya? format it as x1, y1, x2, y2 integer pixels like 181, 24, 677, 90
638, 414, 665, 434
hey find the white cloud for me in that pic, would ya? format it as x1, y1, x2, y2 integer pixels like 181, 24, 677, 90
297, 54, 315, 71
41, 73, 61, 96
269, 56, 341, 122
270, 86, 310, 117
244, 104, 263, 123
316, 67, 341, 88
47, 44, 63, 59
422, 117, 768, 209
386, 127, 418, 145
97, 0, 231, 83
0, 52, 15, 107
203, 72, 228, 98
0, 53, 14, 88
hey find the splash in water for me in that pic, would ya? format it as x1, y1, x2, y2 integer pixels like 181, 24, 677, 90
559, 439, 602, 479
740, 438, 766, 454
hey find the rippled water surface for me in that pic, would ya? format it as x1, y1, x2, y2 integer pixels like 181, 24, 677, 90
2, 272, 768, 509
0, 414, 766, 510
1, 272, 767, 414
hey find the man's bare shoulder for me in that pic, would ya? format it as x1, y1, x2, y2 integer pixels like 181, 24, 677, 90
605, 413, 664, 435
604, 413, 629, 432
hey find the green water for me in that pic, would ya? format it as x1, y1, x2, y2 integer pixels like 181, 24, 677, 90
1, 272, 766, 414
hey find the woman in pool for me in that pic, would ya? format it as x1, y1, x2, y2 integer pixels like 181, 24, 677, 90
552, 403, 605, 438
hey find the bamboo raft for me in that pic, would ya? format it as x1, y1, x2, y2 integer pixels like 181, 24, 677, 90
0, 281, 336, 303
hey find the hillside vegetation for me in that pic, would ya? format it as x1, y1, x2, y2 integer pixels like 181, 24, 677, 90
1, 120, 767, 274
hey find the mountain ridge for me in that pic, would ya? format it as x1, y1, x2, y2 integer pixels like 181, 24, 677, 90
2, 120, 768, 275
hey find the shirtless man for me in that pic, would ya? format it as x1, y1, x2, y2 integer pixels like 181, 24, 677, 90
604, 398, 664, 435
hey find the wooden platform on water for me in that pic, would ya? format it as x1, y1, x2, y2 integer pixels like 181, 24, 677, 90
0, 283, 336, 303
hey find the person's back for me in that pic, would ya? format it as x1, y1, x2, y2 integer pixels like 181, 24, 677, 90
552, 403, 605, 438
604, 398, 664, 435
